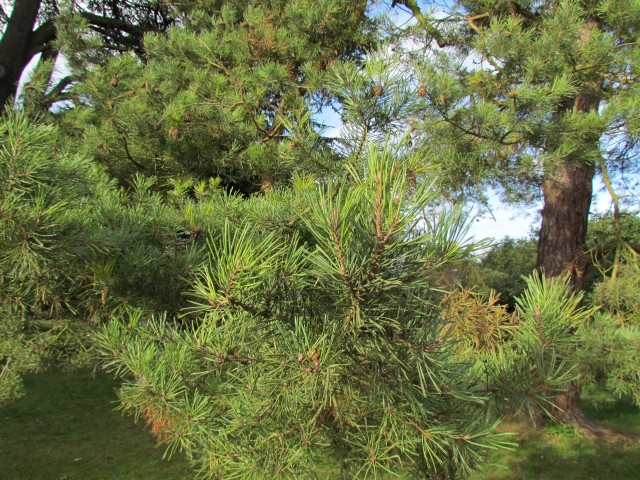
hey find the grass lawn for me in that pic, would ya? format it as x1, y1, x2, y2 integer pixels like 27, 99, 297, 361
0, 369, 193, 480
1, 369, 639, 479
472, 403, 640, 480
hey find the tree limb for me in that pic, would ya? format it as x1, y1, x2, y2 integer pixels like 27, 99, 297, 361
81, 11, 150, 38
395, 0, 450, 48
27, 20, 56, 58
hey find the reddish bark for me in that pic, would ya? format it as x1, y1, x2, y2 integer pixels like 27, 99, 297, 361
536, 158, 594, 291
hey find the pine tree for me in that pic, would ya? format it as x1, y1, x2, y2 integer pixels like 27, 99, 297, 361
393, 0, 639, 291
58, 0, 373, 191
386, 0, 640, 429
94, 144, 510, 479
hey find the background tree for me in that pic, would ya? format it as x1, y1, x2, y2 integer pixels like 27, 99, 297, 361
386, 0, 640, 429
586, 209, 640, 283
57, 0, 373, 190
394, 0, 640, 292
0, 0, 174, 111
478, 236, 537, 309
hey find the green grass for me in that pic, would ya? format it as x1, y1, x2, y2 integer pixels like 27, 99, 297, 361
2, 370, 640, 479
471, 405, 640, 480
0, 369, 193, 480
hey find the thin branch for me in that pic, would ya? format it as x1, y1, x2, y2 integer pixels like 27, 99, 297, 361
467, 13, 489, 35
329, 212, 348, 279
598, 158, 628, 280
351, 125, 369, 164
119, 131, 147, 171
259, 95, 287, 144
81, 11, 150, 38
396, 0, 450, 48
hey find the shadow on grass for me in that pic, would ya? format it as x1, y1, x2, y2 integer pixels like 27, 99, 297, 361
473, 404, 640, 480
0, 369, 193, 480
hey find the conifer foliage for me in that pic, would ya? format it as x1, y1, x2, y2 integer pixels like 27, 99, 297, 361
397, 0, 640, 290
61, 0, 373, 190
0, 112, 102, 402
94, 146, 508, 479
2, 0, 640, 477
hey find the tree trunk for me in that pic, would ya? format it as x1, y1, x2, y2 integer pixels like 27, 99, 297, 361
536, 157, 594, 291
0, 0, 42, 112
536, 145, 597, 428
534, 101, 638, 438
536, 18, 603, 428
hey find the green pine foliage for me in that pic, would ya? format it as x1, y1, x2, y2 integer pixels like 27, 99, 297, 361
0, 112, 100, 402
578, 256, 640, 407
58, 0, 373, 189
0, 112, 201, 402
403, 0, 640, 203
442, 274, 595, 423
3, 0, 640, 477
94, 145, 511, 479
0, 113, 103, 313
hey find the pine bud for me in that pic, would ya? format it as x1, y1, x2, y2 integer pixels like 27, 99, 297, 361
260, 177, 272, 192
308, 348, 320, 367
109, 75, 118, 87
169, 126, 179, 139
417, 85, 427, 97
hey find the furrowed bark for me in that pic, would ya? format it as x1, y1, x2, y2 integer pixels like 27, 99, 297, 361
536, 156, 594, 291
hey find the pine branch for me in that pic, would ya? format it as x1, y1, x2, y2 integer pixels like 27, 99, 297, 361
395, 0, 450, 48
118, 131, 147, 171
